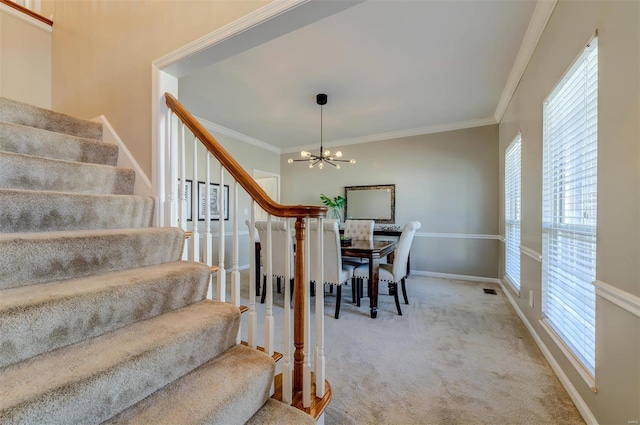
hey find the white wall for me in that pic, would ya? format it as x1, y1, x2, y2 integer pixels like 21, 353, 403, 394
281, 124, 500, 280
49, 0, 271, 178
0, 6, 51, 108
498, 1, 639, 423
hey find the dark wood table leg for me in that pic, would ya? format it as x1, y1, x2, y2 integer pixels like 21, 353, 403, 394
254, 243, 261, 296
370, 257, 380, 319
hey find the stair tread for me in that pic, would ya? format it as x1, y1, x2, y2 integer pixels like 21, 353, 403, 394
0, 261, 212, 367
0, 97, 103, 140
0, 121, 117, 165
0, 151, 135, 195
246, 399, 316, 425
105, 344, 275, 425
0, 301, 240, 424
240, 341, 283, 362
0, 227, 186, 289
0, 188, 154, 232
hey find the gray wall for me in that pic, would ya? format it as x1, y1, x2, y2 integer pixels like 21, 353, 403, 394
498, 1, 639, 423
179, 118, 281, 269
281, 124, 500, 279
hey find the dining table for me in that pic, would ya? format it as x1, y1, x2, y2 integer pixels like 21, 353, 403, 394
254, 238, 397, 319
340, 239, 396, 319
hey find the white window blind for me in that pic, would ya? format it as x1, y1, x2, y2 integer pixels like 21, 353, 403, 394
542, 37, 598, 376
505, 133, 522, 289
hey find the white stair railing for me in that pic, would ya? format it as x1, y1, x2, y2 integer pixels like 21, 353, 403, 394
161, 94, 330, 415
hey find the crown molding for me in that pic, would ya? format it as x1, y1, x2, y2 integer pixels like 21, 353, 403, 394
195, 116, 281, 155
281, 116, 497, 154
494, 0, 558, 123
153, 0, 310, 70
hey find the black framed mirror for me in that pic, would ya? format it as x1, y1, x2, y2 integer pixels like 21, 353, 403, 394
344, 184, 395, 224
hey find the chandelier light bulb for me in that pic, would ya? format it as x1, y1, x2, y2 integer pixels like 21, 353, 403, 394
288, 158, 293, 164
335, 151, 342, 158
309, 163, 314, 169
318, 162, 324, 169
350, 159, 356, 164
324, 149, 330, 157
336, 164, 341, 169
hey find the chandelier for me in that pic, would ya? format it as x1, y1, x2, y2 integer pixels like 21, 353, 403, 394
288, 94, 356, 169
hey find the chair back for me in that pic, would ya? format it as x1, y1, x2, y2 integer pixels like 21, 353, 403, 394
392, 221, 421, 280
309, 219, 342, 285
245, 219, 260, 242
344, 219, 374, 241
255, 220, 293, 278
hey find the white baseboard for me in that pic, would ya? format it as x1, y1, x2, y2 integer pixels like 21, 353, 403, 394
497, 279, 598, 425
93, 115, 154, 198
411, 270, 501, 284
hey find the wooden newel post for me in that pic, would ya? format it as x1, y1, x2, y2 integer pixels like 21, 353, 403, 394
293, 217, 306, 393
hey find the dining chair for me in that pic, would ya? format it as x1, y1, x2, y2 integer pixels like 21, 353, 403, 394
353, 221, 421, 315
342, 219, 374, 301
343, 219, 375, 242
245, 219, 263, 297
254, 220, 294, 304
309, 219, 354, 319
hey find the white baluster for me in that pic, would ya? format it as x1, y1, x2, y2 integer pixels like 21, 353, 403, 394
190, 137, 200, 263
231, 181, 241, 344
217, 165, 226, 302
282, 219, 293, 404
178, 124, 188, 260
248, 201, 257, 349
315, 217, 325, 397
158, 108, 173, 227
168, 120, 179, 227
204, 154, 213, 299
264, 214, 274, 356
303, 218, 312, 407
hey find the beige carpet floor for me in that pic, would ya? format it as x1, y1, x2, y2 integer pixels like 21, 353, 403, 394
237, 273, 584, 425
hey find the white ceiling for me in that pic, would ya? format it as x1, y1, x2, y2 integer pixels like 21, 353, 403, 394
179, 0, 538, 153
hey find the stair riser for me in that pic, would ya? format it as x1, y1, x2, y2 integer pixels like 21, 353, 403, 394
0, 152, 135, 195
105, 345, 275, 425
0, 122, 117, 166
0, 97, 103, 140
0, 303, 240, 425
0, 262, 211, 368
0, 189, 154, 233
0, 228, 185, 289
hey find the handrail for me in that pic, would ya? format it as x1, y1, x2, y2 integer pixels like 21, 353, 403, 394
163, 93, 331, 417
0, 0, 52, 26
164, 93, 327, 219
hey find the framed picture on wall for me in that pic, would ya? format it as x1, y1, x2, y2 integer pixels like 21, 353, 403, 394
177, 179, 192, 221
197, 182, 229, 221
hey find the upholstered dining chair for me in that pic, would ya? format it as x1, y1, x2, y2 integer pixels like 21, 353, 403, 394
343, 219, 375, 242
245, 219, 263, 297
254, 220, 294, 304
342, 219, 375, 300
309, 219, 354, 319
353, 221, 421, 315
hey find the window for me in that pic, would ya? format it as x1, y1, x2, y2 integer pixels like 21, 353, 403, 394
505, 133, 522, 290
542, 37, 598, 376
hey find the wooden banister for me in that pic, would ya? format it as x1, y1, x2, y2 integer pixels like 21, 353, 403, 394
0, 0, 52, 26
164, 93, 331, 416
164, 93, 327, 219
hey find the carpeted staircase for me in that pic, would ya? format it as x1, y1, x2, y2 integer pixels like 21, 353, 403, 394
0, 97, 315, 425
